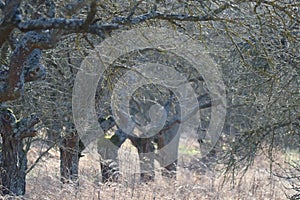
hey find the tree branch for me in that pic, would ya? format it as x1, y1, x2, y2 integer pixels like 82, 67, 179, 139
15, 114, 40, 139
0, 31, 56, 102
18, 18, 120, 35
23, 49, 46, 82
18, 2, 232, 36
0, 0, 22, 47
0, 49, 46, 83
82, 0, 97, 30
112, 2, 231, 25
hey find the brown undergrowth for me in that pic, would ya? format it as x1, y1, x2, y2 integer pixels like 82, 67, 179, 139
13, 139, 296, 200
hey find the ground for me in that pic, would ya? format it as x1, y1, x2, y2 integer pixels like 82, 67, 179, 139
21, 137, 296, 200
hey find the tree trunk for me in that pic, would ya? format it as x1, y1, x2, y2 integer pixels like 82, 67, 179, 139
1, 137, 27, 195
60, 131, 81, 184
0, 108, 39, 196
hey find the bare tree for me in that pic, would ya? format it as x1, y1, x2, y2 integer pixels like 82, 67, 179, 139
0, 0, 299, 197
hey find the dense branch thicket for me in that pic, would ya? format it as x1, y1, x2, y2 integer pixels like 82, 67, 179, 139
0, 0, 299, 198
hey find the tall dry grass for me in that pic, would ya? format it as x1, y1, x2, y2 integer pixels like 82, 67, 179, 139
5, 139, 294, 200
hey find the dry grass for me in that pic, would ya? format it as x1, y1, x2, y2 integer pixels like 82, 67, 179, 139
14, 140, 296, 200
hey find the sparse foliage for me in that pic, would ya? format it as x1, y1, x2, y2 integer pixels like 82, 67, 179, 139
0, 0, 298, 198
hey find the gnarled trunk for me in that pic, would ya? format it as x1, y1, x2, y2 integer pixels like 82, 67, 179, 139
1, 137, 27, 195
0, 108, 39, 196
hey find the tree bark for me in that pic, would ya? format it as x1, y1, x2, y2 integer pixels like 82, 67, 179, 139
59, 131, 82, 185
0, 108, 39, 196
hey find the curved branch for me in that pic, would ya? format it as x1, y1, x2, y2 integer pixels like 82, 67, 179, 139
0, 31, 56, 102
0, 49, 46, 83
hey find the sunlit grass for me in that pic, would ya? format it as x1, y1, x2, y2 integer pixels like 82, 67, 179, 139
21, 140, 296, 200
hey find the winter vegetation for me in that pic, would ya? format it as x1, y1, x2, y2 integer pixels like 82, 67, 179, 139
0, 0, 299, 199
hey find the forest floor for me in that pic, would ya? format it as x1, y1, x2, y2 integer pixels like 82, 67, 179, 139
16, 138, 299, 200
